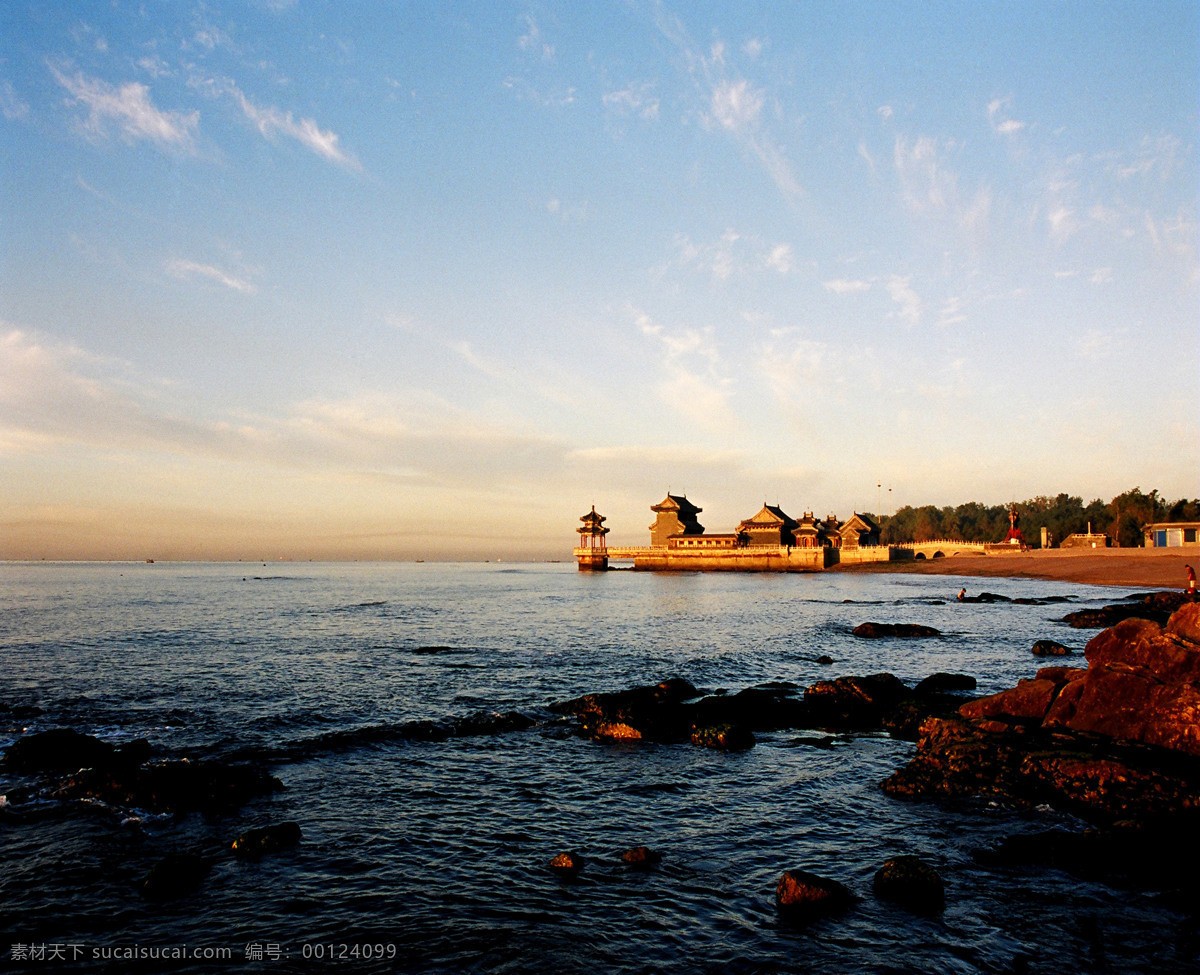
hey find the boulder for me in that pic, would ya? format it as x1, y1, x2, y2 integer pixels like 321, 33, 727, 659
775, 869, 856, 917
852, 622, 940, 639
621, 846, 663, 869
914, 673, 977, 696
231, 821, 302, 858
872, 855, 944, 913
549, 851, 586, 877
804, 673, 911, 728
1031, 640, 1072, 657
50, 759, 283, 813
690, 723, 755, 751
550, 678, 698, 743
884, 604, 1200, 824
4, 729, 116, 773
140, 853, 212, 901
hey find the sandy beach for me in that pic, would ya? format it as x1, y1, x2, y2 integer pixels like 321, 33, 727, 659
841, 547, 1199, 590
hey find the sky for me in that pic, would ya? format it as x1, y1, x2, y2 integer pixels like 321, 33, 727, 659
1, 1, 1197, 561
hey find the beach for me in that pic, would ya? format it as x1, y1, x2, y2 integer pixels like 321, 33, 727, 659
844, 547, 1199, 590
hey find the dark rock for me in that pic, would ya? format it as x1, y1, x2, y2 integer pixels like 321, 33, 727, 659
692, 684, 807, 732
775, 869, 856, 917
872, 855, 944, 913
549, 851, 586, 876
914, 673, 977, 696
804, 673, 911, 729
550, 678, 699, 743
690, 723, 755, 750
816, 655, 834, 666
140, 854, 212, 901
1062, 591, 1189, 629
852, 622, 940, 639
231, 821, 302, 858
50, 759, 283, 813
980, 825, 1200, 887
0, 703, 44, 720
1032, 640, 1072, 657
5, 729, 116, 773
621, 846, 663, 869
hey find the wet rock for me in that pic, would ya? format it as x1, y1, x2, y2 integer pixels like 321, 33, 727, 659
883, 605, 1200, 824
550, 678, 699, 744
980, 825, 1200, 888
549, 851, 586, 877
1062, 591, 1189, 629
872, 855, 944, 913
691, 683, 806, 732
775, 869, 856, 917
51, 759, 283, 814
816, 655, 834, 666
852, 622, 940, 639
621, 846, 663, 869
914, 673, 977, 696
690, 723, 755, 751
140, 853, 212, 901
959, 592, 1013, 604
231, 821, 302, 858
1032, 640, 1072, 657
804, 673, 911, 729
4, 729, 116, 773
0, 703, 44, 720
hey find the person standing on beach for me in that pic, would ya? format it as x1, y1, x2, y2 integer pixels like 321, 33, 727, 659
1187, 565, 1196, 598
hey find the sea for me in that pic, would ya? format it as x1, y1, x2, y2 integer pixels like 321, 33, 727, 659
1, 561, 1196, 974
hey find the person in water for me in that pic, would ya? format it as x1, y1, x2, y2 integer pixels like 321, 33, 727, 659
957, 588, 967, 601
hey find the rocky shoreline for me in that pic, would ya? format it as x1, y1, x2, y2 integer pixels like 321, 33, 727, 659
3, 591, 1198, 917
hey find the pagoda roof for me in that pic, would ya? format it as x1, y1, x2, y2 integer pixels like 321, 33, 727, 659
739, 504, 798, 529
652, 493, 702, 515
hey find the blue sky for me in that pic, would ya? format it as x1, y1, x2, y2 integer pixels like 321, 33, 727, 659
2, 0, 1197, 560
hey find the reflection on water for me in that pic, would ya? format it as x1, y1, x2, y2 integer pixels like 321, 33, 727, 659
1, 563, 1194, 973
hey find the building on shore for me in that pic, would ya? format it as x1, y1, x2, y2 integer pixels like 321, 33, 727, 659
575, 495, 893, 571
1143, 522, 1200, 548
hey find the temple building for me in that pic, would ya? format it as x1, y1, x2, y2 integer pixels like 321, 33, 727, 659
737, 504, 799, 547
839, 513, 881, 548
576, 505, 609, 570
649, 494, 705, 547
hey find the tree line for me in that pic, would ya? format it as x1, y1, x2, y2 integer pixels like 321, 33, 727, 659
869, 488, 1199, 549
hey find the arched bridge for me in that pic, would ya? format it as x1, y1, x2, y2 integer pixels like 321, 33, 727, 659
892, 539, 990, 559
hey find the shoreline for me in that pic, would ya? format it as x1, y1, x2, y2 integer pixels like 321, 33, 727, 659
836, 547, 1199, 590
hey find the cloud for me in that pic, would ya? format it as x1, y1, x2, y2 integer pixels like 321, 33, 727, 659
634, 308, 736, 431
823, 278, 871, 294
602, 83, 660, 120
711, 78, 763, 132
669, 230, 793, 282
766, 243, 793, 274
1090, 267, 1113, 285
518, 16, 555, 61
886, 275, 922, 327
165, 259, 257, 294
225, 81, 360, 170
987, 97, 1025, 135
1047, 205, 1078, 242
1, 81, 30, 120
937, 296, 967, 328
893, 135, 956, 214
50, 64, 198, 152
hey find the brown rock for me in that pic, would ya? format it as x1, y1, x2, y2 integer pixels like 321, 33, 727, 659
1166, 602, 1200, 645
549, 851, 586, 876
958, 678, 1061, 723
872, 855, 944, 913
621, 846, 663, 868
852, 622, 940, 639
775, 869, 856, 916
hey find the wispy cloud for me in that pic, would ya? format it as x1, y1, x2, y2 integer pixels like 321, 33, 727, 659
50, 64, 198, 152
224, 80, 360, 170
634, 308, 736, 432
887, 275, 922, 327
165, 259, 257, 294
823, 278, 871, 294
0, 81, 30, 121
602, 83, 660, 120
987, 96, 1025, 135
668, 230, 793, 281
894, 135, 956, 214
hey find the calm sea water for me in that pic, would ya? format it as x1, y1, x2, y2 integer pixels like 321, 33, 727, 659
1, 562, 1196, 973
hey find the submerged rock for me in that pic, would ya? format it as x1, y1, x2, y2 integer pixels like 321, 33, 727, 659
140, 853, 212, 901
1061, 591, 1190, 629
550, 678, 699, 744
231, 821, 302, 858
690, 723, 755, 751
804, 674, 910, 728
621, 846, 663, 869
549, 851, 586, 877
1031, 640, 1072, 657
873, 855, 944, 913
775, 869, 856, 917
852, 622, 941, 639
50, 759, 283, 814
4, 729, 117, 773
